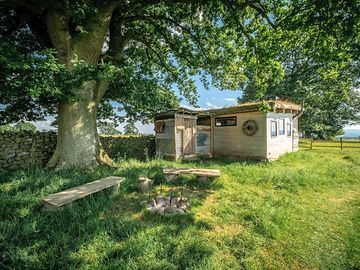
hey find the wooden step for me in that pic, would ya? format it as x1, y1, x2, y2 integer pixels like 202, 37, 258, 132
162, 168, 220, 177
43, 176, 125, 210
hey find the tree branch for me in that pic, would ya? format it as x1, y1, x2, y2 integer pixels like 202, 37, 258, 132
131, 37, 180, 81
94, 81, 110, 103
73, 2, 117, 65
247, 1, 276, 29
120, 14, 211, 61
45, 9, 73, 67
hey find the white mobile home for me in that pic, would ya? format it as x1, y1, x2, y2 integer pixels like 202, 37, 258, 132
154, 100, 303, 161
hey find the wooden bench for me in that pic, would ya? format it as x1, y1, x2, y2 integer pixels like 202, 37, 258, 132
162, 168, 220, 181
43, 176, 125, 210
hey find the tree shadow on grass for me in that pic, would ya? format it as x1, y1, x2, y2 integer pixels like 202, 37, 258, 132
0, 163, 215, 269
102, 221, 214, 269
0, 165, 120, 195
117, 162, 224, 194
180, 156, 263, 167
85, 192, 215, 269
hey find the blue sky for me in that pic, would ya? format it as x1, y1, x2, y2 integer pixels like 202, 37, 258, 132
135, 77, 241, 134
179, 76, 239, 109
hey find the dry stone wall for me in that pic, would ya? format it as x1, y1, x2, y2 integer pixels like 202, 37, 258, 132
0, 131, 57, 170
0, 131, 155, 170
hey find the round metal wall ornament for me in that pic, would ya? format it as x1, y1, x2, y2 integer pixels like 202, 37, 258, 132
242, 120, 258, 136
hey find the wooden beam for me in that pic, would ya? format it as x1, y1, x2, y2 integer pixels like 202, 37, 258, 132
43, 176, 125, 210
163, 168, 220, 177
210, 115, 215, 157
174, 113, 178, 160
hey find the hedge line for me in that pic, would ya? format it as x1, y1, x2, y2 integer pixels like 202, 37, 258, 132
100, 135, 156, 161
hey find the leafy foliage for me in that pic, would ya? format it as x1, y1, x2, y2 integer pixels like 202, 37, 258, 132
97, 123, 122, 135
0, 0, 358, 138
0, 124, 13, 132
0, 0, 286, 126
101, 135, 155, 161
239, 0, 360, 138
123, 122, 139, 135
14, 122, 37, 132
0, 122, 37, 132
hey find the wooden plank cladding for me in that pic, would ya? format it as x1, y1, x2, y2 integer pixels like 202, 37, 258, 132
154, 100, 302, 161
213, 111, 267, 159
184, 118, 196, 155
155, 119, 175, 158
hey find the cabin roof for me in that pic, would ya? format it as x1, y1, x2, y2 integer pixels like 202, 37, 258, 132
154, 107, 211, 118
154, 100, 302, 119
206, 100, 302, 115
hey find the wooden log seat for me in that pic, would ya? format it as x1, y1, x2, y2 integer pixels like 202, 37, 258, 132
43, 176, 125, 210
162, 167, 220, 181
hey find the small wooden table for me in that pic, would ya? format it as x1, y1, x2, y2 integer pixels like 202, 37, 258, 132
162, 168, 220, 181
43, 176, 125, 210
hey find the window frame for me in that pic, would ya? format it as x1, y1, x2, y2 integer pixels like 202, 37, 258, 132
287, 123, 292, 137
271, 120, 277, 137
279, 119, 285, 135
215, 116, 237, 127
155, 121, 166, 133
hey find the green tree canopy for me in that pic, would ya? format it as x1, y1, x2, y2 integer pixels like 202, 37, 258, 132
97, 122, 122, 135
0, 122, 37, 132
0, 0, 358, 168
238, 0, 360, 138
123, 122, 139, 135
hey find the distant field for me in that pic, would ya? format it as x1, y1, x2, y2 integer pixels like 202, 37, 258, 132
1, 148, 360, 269
340, 129, 360, 138
300, 138, 360, 150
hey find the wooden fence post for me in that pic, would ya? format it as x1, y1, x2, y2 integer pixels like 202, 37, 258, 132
340, 137, 343, 150
310, 139, 313, 150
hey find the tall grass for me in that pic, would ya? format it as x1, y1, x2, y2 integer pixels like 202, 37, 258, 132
1, 149, 359, 269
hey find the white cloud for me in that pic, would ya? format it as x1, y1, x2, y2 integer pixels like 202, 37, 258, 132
180, 104, 207, 111
344, 125, 360, 130
31, 120, 56, 131
224, 98, 236, 102
205, 102, 220, 109
135, 122, 154, 134
180, 102, 222, 110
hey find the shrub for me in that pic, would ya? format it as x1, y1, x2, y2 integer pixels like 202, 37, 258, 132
100, 135, 155, 161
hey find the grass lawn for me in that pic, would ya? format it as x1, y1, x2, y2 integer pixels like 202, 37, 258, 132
1, 148, 360, 269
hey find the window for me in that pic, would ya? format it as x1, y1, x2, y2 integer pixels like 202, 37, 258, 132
197, 132, 208, 146
271, 120, 277, 137
215, 117, 237, 127
279, 119, 285, 135
287, 123, 292, 136
155, 121, 166, 133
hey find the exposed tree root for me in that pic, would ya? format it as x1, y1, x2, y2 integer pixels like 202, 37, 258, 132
96, 141, 116, 168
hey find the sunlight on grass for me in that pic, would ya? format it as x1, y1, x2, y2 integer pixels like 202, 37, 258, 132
0, 149, 360, 269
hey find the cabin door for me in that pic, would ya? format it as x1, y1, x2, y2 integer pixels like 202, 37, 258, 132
184, 118, 196, 156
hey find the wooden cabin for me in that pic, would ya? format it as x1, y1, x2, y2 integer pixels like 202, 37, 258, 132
154, 100, 303, 161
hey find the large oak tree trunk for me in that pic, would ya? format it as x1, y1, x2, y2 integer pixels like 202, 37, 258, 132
45, 5, 115, 170
47, 82, 112, 170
